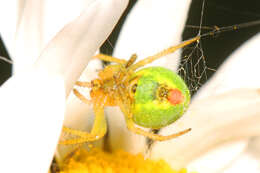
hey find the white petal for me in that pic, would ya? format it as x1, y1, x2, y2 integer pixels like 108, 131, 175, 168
0, 1, 19, 57
113, 0, 192, 71
57, 59, 104, 161
187, 33, 260, 173
64, 59, 103, 132
13, 0, 45, 73
34, 0, 129, 95
106, 106, 148, 154
188, 140, 248, 173
223, 137, 260, 173
1, 0, 98, 73
151, 34, 260, 170
42, 0, 97, 46
151, 88, 260, 169
0, 69, 65, 173
0, 0, 128, 171
51, 0, 129, 160
107, 0, 192, 154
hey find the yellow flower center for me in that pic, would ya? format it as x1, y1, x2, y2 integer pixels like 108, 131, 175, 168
59, 148, 191, 173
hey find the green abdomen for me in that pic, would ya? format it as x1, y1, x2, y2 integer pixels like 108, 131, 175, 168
132, 67, 190, 129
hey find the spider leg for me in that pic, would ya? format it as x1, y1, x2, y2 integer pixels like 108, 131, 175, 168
129, 36, 200, 71
73, 89, 91, 104
75, 81, 91, 88
125, 118, 191, 141
116, 94, 191, 141
125, 54, 137, 68
94, 53, 127, 64
60, 105, 107, 145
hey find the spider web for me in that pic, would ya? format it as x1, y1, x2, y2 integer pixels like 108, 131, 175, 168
178, 0, 260, 96
178, 0, 212, 95
178, 38, 211, 95
100, 0, 260, 97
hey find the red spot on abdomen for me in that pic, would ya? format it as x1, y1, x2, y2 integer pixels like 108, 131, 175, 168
168, 89, 184, 105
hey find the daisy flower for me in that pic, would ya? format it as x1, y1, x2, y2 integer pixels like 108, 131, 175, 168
0, 1, 259, 173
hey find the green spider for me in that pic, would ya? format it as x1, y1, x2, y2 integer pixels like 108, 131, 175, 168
60, 36, 200, 145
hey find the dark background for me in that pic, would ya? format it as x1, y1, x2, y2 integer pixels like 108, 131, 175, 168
0, 36, 11, 85
1, 0, 260, 95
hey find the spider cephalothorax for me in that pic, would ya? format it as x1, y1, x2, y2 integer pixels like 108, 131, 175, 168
60, 36, 199, 144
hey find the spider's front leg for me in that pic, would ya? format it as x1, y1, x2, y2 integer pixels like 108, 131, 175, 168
73, 89, 91, 104
60, 104, 107, 145
94, 54, 127, 64
129, 36, 200, 71
125, 118, 191, 141
75, 81, 92, 87
72, 80, 93, 104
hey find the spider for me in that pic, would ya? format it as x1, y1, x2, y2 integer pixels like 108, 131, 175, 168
60, 36, 200, 145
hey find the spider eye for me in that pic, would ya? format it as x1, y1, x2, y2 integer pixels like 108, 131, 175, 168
129, 83, 138, 100
131, 84, 137, 93
129, 75, 141, 100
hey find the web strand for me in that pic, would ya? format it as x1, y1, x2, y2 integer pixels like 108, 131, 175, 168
0, 56, 12, 64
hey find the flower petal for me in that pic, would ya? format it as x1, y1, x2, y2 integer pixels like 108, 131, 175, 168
51, 0, 129, 160
151, 88, 260, 169
0, 0, 19, 58
188, 33, 260, 173
2, 0, 99, 73
34, 0, 129, 95
223, 137, 260, 173
57, 59, 104, 161
0, 0, 128, 172
13, 0, 45, 73
42, 0, 98, 46
0, 70, 65, 173
113, 0, 192, 71
151, 34, 260, 170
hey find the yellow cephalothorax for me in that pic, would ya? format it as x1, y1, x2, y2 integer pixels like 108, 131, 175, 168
60, 36, 199, 145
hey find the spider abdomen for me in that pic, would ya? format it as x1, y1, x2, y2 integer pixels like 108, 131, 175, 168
131, 67, 190, 129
